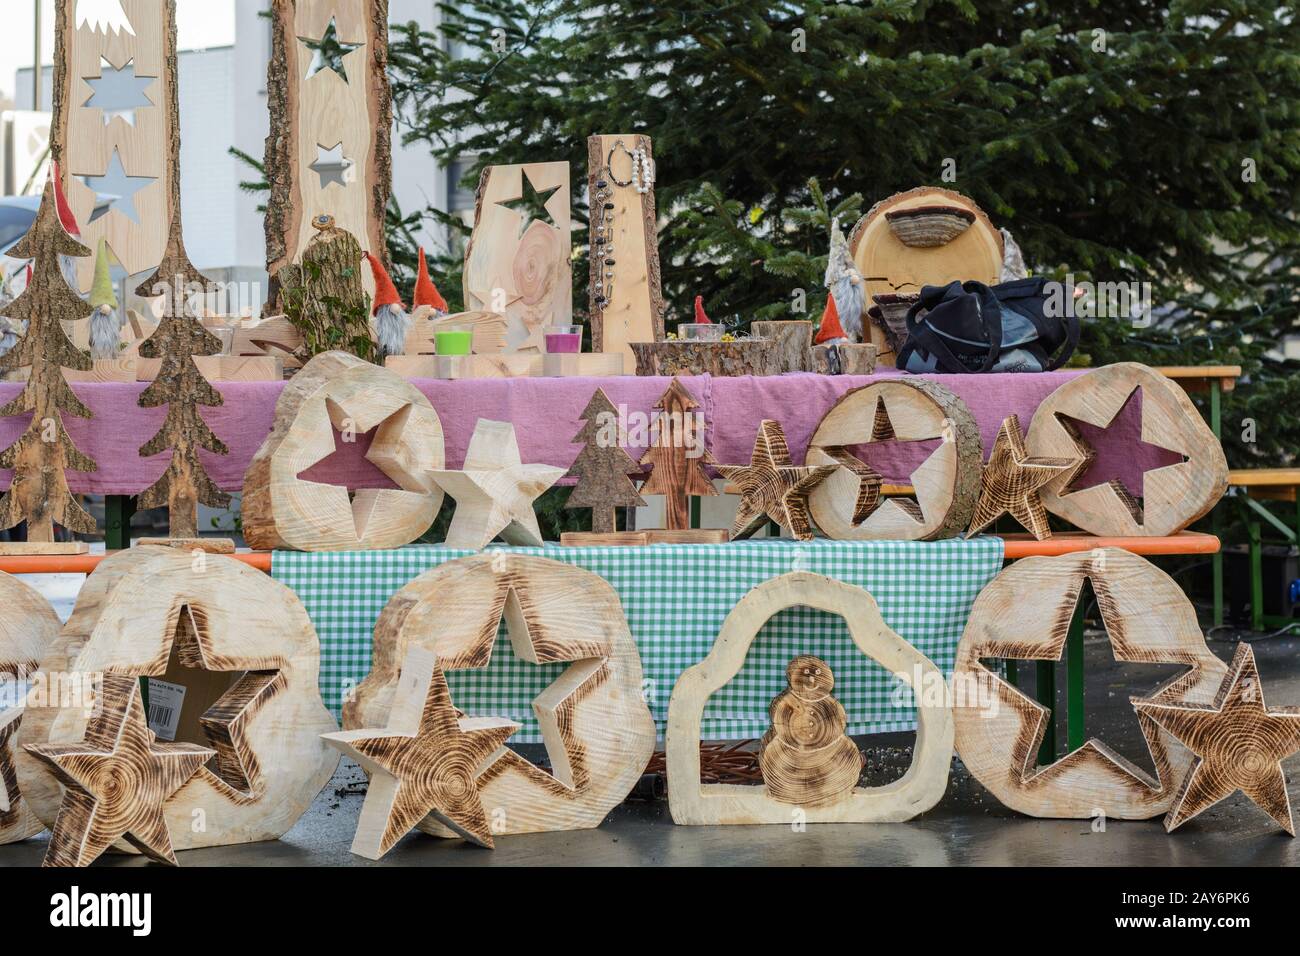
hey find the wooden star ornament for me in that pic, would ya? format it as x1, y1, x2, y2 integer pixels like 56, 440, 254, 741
23, 675, 214, 867
967, 414, 1076, 540
430, 419, 566, 549
718, 420, 836, 541
322, 647, 520, 858
1132, 642, 1300, 835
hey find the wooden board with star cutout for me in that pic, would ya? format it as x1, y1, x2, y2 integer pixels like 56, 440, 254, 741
0, 571, 62, 845
1025, 362, 1228, 536
1133, 642, 1300, 835
242, 350, 446, 551
345, 553, 656, 840
719, 419, 836, 541
16, 547, 340, 854
265, 0, 392, 300
429, 419, 565, 549
53, 0, 173, 287
806, 378, 983, 540
667, 572, 953, 825
966, 414, 1078, 539
953, 548, 1229, 819
463, 161, 572, 352
324, 646, 520, 857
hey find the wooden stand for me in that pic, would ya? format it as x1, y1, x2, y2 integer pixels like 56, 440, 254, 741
0, 541, 90, 556
751, 321, 813, 373
0, 571, 61, 845
952, 548, 1229, 819
541, 352, 625, 377
630, 338, 782, 377
667, 572, 952, 825
588, 134, 665, 365
560, 529, 729, 547
136, 537, 236, 554
384, 353, 540, 380
16, 547, 340, 854
806, 378, 982, 540
243, 350, 445, 551
345, 553, 656, 837
136, 355, 282, 382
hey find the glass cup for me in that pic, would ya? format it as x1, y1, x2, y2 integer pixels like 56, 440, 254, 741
434, 330, 473, 355
544, 325, 583, 354
680, 323, 723, 342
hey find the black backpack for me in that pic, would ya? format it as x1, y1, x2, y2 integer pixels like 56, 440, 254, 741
895, 277, 1079, 373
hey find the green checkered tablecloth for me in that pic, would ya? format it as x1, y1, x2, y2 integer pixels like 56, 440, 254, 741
272, 537, 1004, 742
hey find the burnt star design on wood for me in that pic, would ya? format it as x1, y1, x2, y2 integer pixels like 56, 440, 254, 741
23, 674, 214, 867
0, 707, 22, 821
1133, 642, 1300, 835
322, 647, 520, 858
967, 414, 1077, 540
718, 419, 836, 541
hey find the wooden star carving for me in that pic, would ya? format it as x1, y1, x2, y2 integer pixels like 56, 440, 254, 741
718, 419, 837, 541
1133, 642, 1300, 835
967, 414, 1076, 540
322, 647, 520, 858
24, 675, 214, 867
817, 446, 882, 526
430, 419, 565, 549
0, 706, 22, 821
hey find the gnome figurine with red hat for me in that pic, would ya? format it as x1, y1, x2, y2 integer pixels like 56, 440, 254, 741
412, 248, 449, 318
814, 292, 851, 374
51, 161, 85, 291
364, 251, 410, 359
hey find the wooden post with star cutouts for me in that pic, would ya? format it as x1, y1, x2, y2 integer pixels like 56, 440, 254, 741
0, 177, 96, 554
51, 0, 174, 289
265, 0, 392, 304
588, 134, 665, 365
463, 162, 572, 353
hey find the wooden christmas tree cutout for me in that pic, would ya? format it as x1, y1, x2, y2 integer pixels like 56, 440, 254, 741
134, 214, 233, 550
24, 674, 214, 867
760, 656, 864, 808
1133, 642, 1300, 835
323, 646, 520, 858
562, 387, 645, 536
718, 419, 836, 541
430, 419, 565, 550
966, 414, 1077, 540
0, 176, 96, 555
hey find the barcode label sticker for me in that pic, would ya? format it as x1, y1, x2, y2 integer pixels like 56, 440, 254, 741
145, 678, 186, 741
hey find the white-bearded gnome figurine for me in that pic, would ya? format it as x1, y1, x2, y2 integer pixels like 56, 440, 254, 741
88, 239, 122, 360
824, 217, 866, 341
364, 251, 409, 359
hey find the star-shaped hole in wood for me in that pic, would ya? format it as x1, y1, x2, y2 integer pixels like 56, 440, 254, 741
309, 142, 354, 189
1134, 642, 1300, 834
299, 16, 361, 83
23, 674, 214, 867
495, 172, 561, 239
323, 647, 520, 858
1052, 386, 1186, 526
84, 148, 156, 225
81, 56, 155, 126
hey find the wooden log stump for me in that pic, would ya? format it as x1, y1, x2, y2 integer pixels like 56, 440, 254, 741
629, 339, 782, 377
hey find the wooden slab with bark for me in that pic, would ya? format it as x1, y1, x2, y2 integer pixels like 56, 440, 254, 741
243, 350, 445, 551
588, 134, 665, 364
751, 320, 813, 373
16, 547, 340, 853
811, 342, 877, 376
629, 339, 782, 377
345, 553, 656, 836
0, 572, 61, 845
952, 548, 1229, 819
463, 162, 571, 352
667, 572, 952, 824
807, 378, 982, 540
1025, 362, 1228, 536
265, 0, 392, 301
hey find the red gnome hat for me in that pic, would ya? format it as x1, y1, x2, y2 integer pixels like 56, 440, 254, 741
364, 252, 404, 315
815, 295, 848, 344
693, 295, 711, 324
50, 161, 81, 238
412, 249, 448, 312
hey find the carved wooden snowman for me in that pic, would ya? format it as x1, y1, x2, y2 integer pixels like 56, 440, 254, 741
760, 655, 864, 807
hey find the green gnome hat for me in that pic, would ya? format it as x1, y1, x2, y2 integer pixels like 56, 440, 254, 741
89, 239, 117, 310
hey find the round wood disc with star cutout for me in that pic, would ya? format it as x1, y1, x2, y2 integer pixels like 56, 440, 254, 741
242, 350, 446, 551
0, 571, 61, 845
1025, 362, 1228, 536
953, 547, 1229, 819
16, 547, 340, 854
345, 552, 656, 838
806, 378, 983, 540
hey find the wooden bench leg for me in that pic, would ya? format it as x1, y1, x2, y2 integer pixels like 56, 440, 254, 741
1249, 520, 1265, 633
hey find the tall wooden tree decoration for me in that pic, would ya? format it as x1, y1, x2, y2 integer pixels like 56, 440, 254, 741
639, 378, 718, 530
135, 216, 231, 546
564, 388, 645, 534
0, 177, 96, 552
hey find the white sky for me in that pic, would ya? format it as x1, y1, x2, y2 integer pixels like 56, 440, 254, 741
0, 0, 238, 103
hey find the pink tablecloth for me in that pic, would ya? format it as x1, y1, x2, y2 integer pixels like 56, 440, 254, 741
0, 369, 1175, 495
